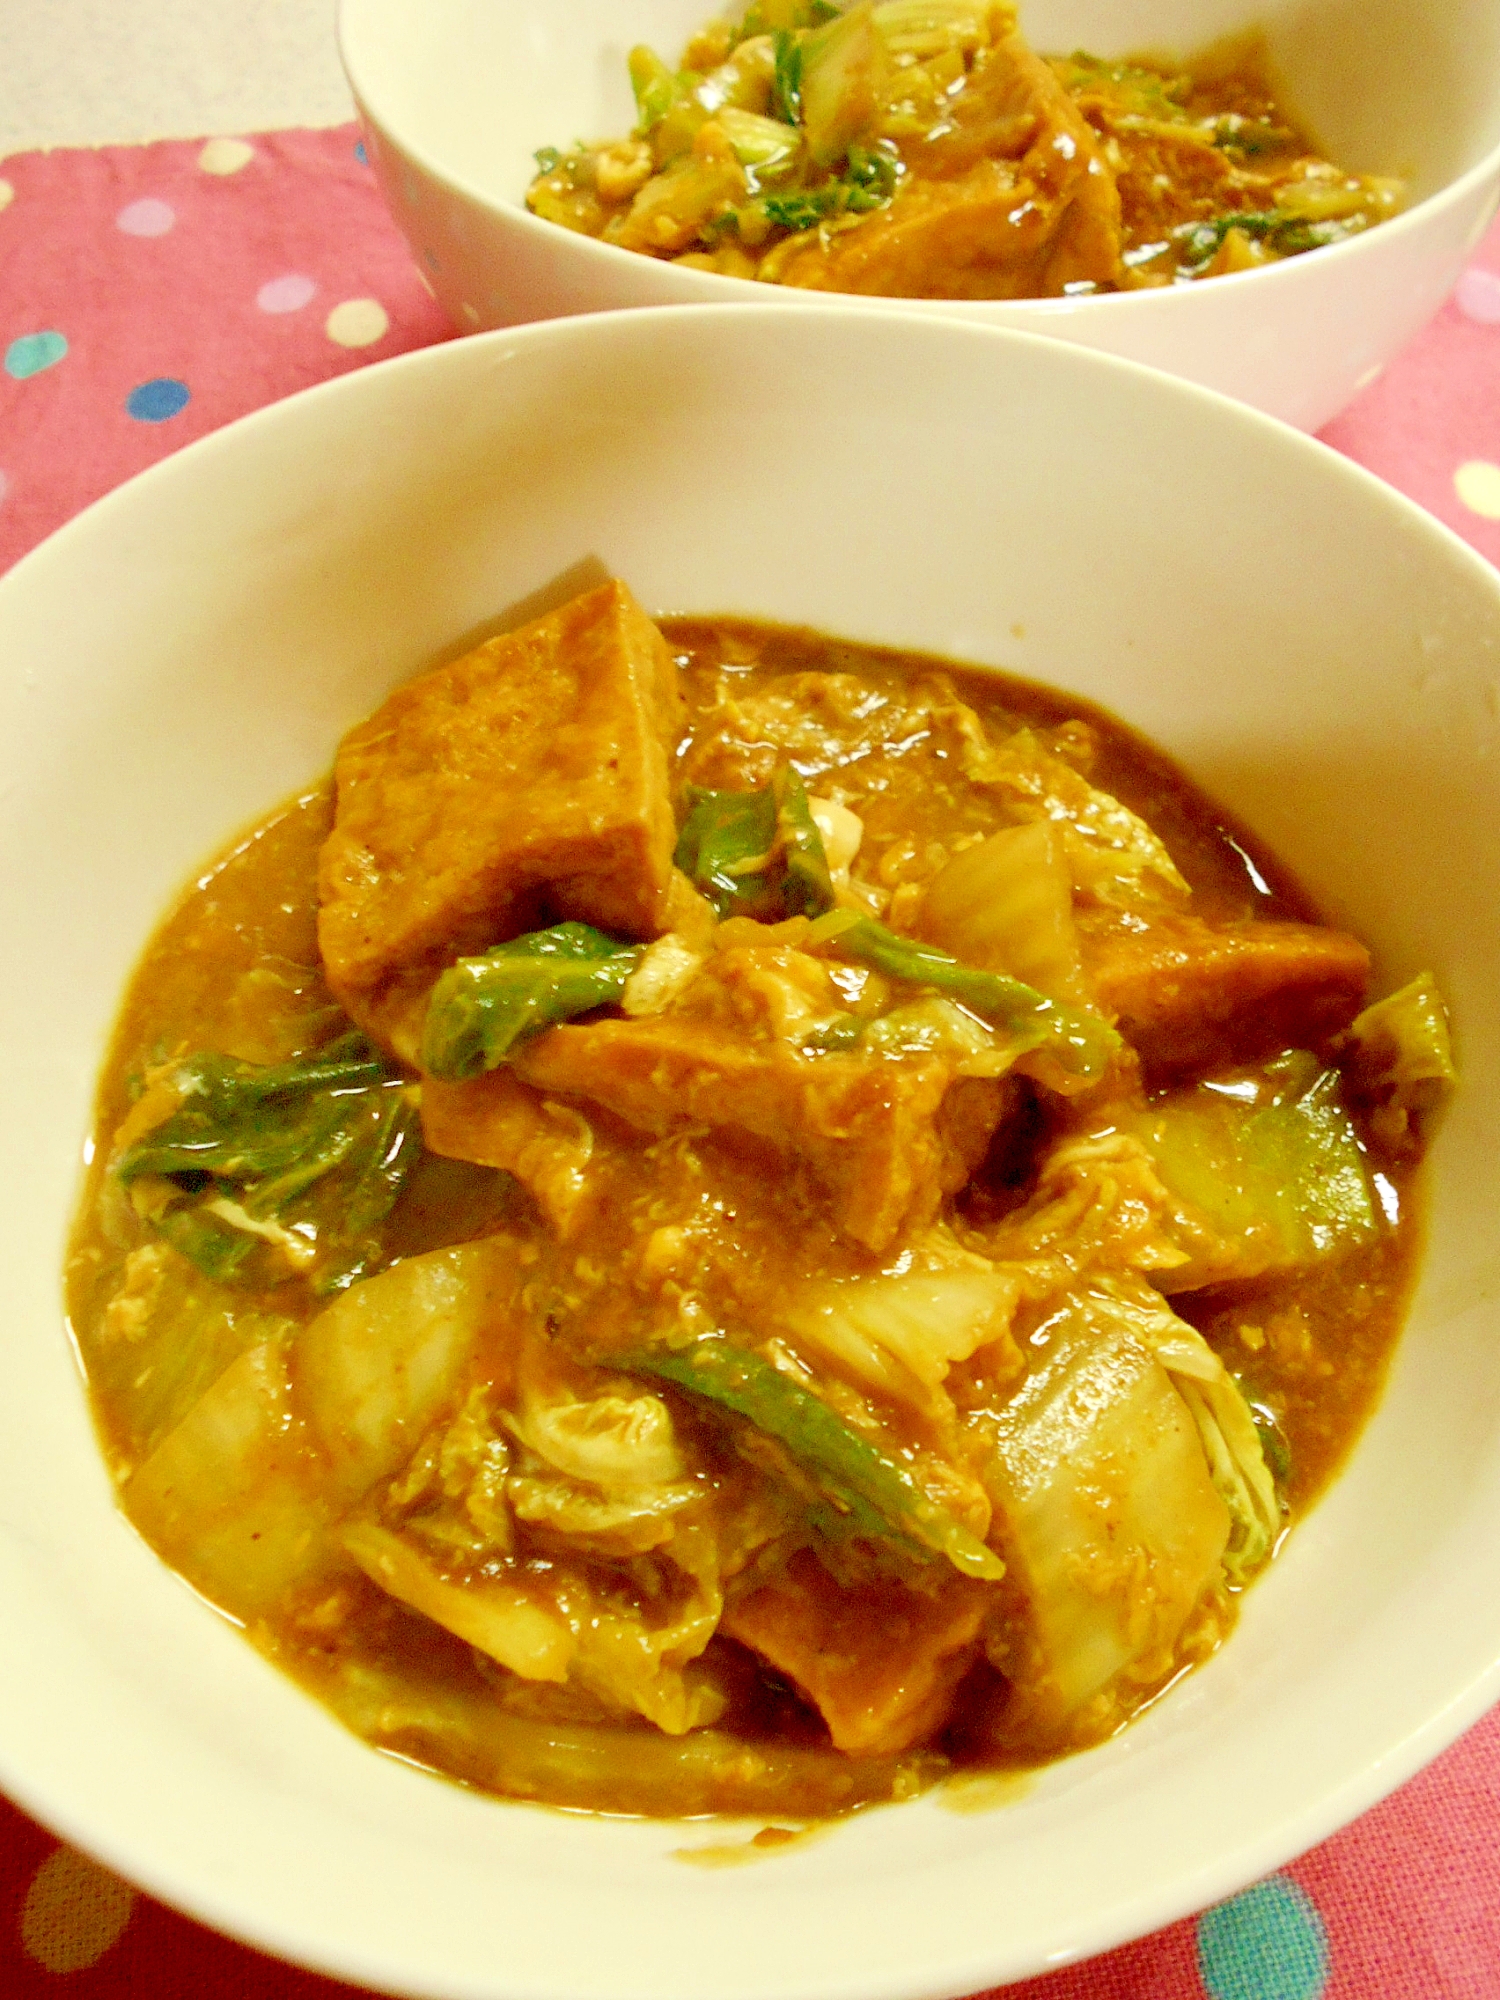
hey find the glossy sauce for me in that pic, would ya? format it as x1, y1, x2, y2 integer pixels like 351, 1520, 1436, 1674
66, 619, 1424, 1816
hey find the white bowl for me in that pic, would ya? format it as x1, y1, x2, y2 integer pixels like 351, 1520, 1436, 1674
340, 0, 1500, 430
3, 307, 1500, 1998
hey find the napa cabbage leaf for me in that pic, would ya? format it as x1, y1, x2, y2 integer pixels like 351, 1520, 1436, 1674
626, 1334, 1003, 1580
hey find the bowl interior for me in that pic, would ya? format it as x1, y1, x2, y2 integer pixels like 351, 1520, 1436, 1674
3, 309, 1500, 2000
342, 0, 1500, 220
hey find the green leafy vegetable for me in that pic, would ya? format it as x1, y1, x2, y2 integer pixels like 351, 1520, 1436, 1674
675, 766, 835, 919
1339, 971, 1454, 1151
625, 1335, 1003, 1580
717, 106, 802, 176
804, 912, 1119, 1081
798, 1013, 865, 1052
762, 142, 900, 225
736, 0, 838, 43
1125, 1050, 1379, 1278
420, 923, 646, 1081
771, 27, 804, 124
1249, 1400, 1292, 1486
115, 1033, 419, 1293
1174, 209, 1366, 269
628, 45, 687, 131
761, 188, 836, 230
1212, 115, 1296, 157
799, 1, 883, 167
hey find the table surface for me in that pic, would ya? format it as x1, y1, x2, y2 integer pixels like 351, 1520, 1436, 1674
4, 6, 1500, 1997
0, 0, 351, 152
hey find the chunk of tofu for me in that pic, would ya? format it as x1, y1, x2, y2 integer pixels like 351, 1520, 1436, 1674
1080, 909, 1371, 1072
318, 580, 683, 1056
513, 1016, 1007, 1252
774, 33, 1121, 299
723, 1550, 989, 1753
421, 1069, 602, 1232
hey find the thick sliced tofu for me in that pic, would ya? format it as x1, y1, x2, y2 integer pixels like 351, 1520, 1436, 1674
512, 1015, 1007, 1253
775, 32, 1121, 299
1081, 908, 1371, 1072
421, 1069, 602, 1233
723, 1550, 989, 1753
318, 580, 683, 1057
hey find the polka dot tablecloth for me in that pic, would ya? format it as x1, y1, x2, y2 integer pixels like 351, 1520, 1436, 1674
0, 125, 451, 565
3, 120, 1500, 2000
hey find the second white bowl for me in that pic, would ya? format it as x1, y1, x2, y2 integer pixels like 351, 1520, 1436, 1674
341, 0, 1500, 428
3, 307, 1500, 1997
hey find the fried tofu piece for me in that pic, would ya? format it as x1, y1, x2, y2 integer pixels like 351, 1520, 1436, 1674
723, 1551, 989, 1753
420, 1070, 602, 1233
318, 580, 683, 1057
512, 1015, 1006, 1253
1081, 909, 1371, 1072
774, 32, 1121, 299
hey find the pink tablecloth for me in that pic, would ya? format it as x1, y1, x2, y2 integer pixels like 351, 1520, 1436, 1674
3, 123, 1499, 2000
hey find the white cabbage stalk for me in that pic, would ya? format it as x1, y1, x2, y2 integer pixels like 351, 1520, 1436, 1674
918, 820, 1088, 1004
342, 1521, 576, 1682
983, 1300, 1231, 1717
872, 0, 1002, 61
1342, 972, 1455, 1146
716, 105, 803, 172
126, 1328, 331, 1614
800, 2, 885, 165
807, 793, 864, 894
506, 1471, 700, 1551
1087, 1279, 1281, 1581
514, 1387, 687, 1490
784, 1244, 1021, 1409
863, 995, 1010, 1068
342, 1518, 725, 1734
621, 934, 705, 1016
296, 1238, 514, 1503
962, 725, 1190, 910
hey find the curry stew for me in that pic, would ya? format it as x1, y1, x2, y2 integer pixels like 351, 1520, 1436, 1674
526, 3, 1404, 298
67, 584, 1450, 1819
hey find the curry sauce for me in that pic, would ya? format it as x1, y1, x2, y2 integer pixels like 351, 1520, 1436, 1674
526, 3, 1404, 298
65, 599, 1445, 1817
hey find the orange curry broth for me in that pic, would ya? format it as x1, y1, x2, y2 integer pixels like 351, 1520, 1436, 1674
65, 617, 1423, 1818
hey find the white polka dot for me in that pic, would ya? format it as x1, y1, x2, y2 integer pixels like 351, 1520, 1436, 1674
0, 179, 14, 213
20, 1847, 136, 1974
1454, 459, 1500, 519
326, 297, 390, 347
198, 137, 254, 176
1456, 267, 1500, 324
257, 273, 317, 314
116, 196, 175, 237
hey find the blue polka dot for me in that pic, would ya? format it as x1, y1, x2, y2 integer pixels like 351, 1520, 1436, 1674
126, 378, 191, 423
1198, 1876, 1329, 2000
5, 331, 68, 380
354, 139, 368, 165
